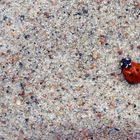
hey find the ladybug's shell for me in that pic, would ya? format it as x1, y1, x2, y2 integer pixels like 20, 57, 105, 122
122, 61, 140, 84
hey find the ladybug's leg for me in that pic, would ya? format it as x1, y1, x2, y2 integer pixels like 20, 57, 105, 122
127, 81, 135, 84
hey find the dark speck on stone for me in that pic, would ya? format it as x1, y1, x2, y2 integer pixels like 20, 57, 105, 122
30, 96, 39, 104
79, 52, 83, 58
75, 12, 82, 16
19, 15, 25, 21
25, 118, 29, 121
133, 104, 136, 108
76, 52, 83, 59
82, 7, 88, 14
126, 8, 129, 11
31, 96, 35, 100
74, 7, 88, 16
85, 73, 90, 78
6, 90, 9, 93
3, 16, 8, 20
20, 83, 25, 90
19, 62, 23, 68
105, 43, 109, 46
24, 35, 30, 39
92, 77, 96, 81
26, 101, 30, 105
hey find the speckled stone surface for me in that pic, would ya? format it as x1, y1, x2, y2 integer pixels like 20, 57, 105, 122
0, 0, 140, 140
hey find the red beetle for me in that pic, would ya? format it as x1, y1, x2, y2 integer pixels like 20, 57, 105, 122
120, 57, 140, 84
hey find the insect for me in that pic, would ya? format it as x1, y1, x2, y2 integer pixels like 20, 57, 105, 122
120, 57, 140, 84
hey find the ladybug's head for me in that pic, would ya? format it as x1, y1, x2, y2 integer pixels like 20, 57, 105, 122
120, 57, 132, 69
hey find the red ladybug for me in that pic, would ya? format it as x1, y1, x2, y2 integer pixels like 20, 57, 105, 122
120, 57, 140, 84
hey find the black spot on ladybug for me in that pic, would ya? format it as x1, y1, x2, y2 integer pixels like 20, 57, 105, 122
129, 73, 133, 76
136, 68, 139, 72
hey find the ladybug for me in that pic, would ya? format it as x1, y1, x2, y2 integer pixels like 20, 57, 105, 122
120, 57, 140, 84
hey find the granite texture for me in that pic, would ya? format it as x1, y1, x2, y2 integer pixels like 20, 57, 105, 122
0, 0, 140, 140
